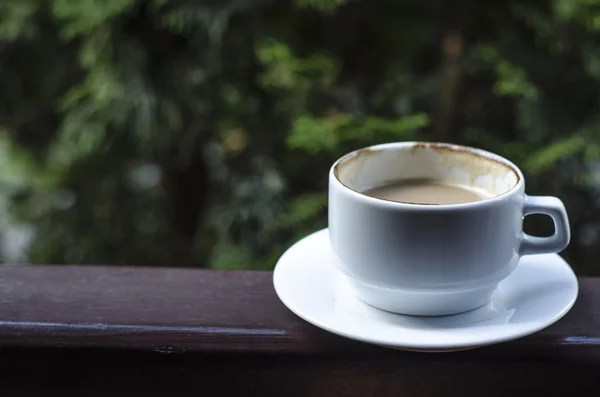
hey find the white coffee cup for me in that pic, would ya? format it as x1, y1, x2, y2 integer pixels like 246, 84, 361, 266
328, 142, 570, 316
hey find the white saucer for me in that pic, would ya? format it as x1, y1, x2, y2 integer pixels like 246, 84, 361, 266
273, 228, 578, 352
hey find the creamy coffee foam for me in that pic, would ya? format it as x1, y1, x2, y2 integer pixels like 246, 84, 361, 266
363, 179, 491, 205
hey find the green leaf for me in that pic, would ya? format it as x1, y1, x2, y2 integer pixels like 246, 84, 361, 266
289, 193, 328, 223
471, 45, 538, 99
210, 241, 275, 270
256, 39, 337, 92
0, 0, 38, 41
525, 136, 586, 174
287, 113, 429, 153
287, 115, 349, 153
52, 0, 137, 38
0, 132, 62, 188
295, 0, 348, 12
584, 142, 600, 161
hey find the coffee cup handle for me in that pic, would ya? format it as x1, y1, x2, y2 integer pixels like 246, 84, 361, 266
519, 195, 571, 256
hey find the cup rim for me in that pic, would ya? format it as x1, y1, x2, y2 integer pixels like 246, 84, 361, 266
330, 141, 525, 210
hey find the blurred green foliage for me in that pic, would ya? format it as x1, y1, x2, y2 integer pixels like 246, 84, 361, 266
0, 0, 599, 274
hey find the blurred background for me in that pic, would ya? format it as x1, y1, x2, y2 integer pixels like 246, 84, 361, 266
0, 0, 598, 274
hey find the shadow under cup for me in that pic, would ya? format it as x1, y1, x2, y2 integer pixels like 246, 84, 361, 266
328, 142, 526, 316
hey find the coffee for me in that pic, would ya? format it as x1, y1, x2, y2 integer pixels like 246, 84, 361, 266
362, 179, 490, 205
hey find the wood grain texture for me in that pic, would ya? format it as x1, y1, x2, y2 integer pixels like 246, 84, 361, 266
0, 266, 599, 397
0, 265, 597, 361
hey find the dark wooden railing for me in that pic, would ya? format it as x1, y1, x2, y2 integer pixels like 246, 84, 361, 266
0, 265, 599, 396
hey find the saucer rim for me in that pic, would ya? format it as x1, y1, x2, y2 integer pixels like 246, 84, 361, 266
273, 228, 579, 351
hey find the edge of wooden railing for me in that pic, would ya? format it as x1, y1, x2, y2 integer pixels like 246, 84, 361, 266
0, 264, 598, 361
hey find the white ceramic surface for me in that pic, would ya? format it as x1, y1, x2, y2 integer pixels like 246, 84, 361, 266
273, 229, 578, 352
329, 142, 571, 315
